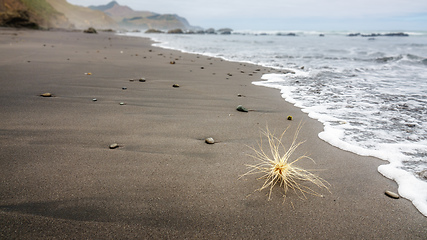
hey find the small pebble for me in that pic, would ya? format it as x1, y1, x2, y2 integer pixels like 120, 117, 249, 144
129, 79, 135, 82
119, 102, 126, 105
205, 138, 215, 144
385, 190, 400, 199
109, 143, 119, 149
201, 67, 204, 69
40, 93, 52, 97
139, 78, 146, 82
170, 61, 175, 64
173, 84, 180, 88
122, 87, 127, 90
92, 98, 97, 101
287, 116, 293, 121
236, 105, 248, 112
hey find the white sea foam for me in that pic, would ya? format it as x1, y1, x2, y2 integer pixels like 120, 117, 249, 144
125, 31, 427, 216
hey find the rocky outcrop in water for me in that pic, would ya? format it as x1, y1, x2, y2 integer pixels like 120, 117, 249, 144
348, 32, 409, 37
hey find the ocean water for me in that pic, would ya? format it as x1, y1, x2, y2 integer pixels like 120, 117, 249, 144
125, 30, 427, 216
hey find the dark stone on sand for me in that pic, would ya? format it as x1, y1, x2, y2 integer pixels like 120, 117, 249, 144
84, 27, 97, 34
236, 105, 248, 112
205, 138, 215, 144
109, 143, 119, 149
92, 98, 97, 101
287, 116, 293, 121
385, 190, 400, 199
170, 61, 176, 64
122, 87, 127, 90
201, 67, 204, 69
139, 78, 146, 82
173, 84, 180, 88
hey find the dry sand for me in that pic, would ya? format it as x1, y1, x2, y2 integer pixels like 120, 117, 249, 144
0, 28, 426, 239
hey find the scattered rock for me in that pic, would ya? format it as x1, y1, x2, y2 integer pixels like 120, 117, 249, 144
40, 93, 52, 97
227, 73, 233, 76
201, 67, 204, 69
236, 105, 248, 112
109, 143, 119, 149
173, 84, 180, 88
287, 116, 293, 120
122, 87, 127, 90
139, 78, 146, 82
283, 70, 296, 74
385, 190, 400, 199
419, 170, 427, 180
129, 79, 135, 82
217, 28, 233, 35
92, 98, 97, 101
145, 29, 164, 34
205, 138, 215, 144
119, 102, 126, 105
84, 27, 97, 34
167, 29, 184, 34
85, 73, 92, 75
170, 61, 176, 64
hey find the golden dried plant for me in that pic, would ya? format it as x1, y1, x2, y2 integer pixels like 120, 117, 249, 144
241, 123, 330, 201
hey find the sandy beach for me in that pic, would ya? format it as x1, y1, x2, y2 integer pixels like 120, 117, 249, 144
0, 28, 426, 239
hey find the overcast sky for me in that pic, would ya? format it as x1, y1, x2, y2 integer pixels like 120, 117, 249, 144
66, 0, 427, 31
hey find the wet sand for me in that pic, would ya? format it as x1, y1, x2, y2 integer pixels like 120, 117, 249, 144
0, 28, 426, 239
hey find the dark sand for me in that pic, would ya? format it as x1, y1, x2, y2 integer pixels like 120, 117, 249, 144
0, 28, 426, 239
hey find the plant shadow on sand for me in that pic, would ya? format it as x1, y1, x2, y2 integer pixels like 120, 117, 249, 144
240, 122, 331, 203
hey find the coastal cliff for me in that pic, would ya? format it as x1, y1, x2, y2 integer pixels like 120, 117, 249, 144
0, 0, 71, 29
89, 1, 194, 30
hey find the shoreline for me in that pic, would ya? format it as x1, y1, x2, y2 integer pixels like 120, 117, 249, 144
138, 31, 427, 217
0, 28, 426, 239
